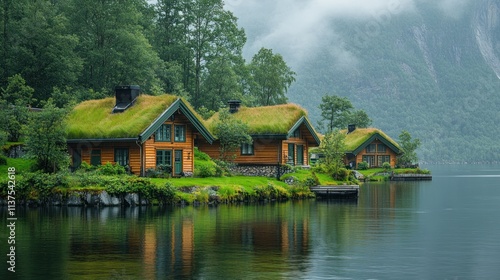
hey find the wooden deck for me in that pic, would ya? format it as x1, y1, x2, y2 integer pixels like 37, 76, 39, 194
310, 185, 359, 198
390, 174, 432, 181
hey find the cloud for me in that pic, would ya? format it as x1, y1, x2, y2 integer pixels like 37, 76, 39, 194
226, 0, 416, 69
226, 0, 473, 70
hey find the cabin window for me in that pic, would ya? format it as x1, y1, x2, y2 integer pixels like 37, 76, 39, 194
362, 155, 375, 167
174, 125, 186, 142
156, 124, 171, 142
366, 144, 376, 153
377, 155, 390, 167
114, 148, 129, 166
377, 144, 386, 153
241, 143, 254, 155
156, 150, 172, 166
292, 129, 300, 138
90, 150, 101, 166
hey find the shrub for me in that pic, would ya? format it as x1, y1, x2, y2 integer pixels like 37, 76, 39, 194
194, 147, 212, 161
0, 155, 7, 165
145, 165, 172, 178
382, 162, 391, 171
357, 161, 369, 170
97, 162, 126, 175
334, 168, 350, 181
195, 161, 216, 178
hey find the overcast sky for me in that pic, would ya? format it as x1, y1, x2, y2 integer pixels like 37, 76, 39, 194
224, 0, 474, 69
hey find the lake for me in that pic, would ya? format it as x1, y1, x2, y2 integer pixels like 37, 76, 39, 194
1, 164, 500, 279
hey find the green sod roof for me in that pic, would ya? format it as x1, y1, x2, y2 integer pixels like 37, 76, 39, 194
342, 128, 401, 154
206, 103, 309, 135
66, 94, 181, 139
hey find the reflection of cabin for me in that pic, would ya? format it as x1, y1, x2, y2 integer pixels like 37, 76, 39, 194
66, 86, 214, 176
343, 126, 401, 168
197, 101, 321, 176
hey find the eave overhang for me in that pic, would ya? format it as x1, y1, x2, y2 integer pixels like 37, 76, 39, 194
349, 133, 402, 155
138, 98, 215, 144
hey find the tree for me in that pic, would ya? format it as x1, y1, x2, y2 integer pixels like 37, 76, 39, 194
318, 129, 347, 179
212, 108, 252, 161
1, 74, 34, 141
249, 48, 296, 106
397, 130, 421, 167
24, 100, 70, 173
348, 109, 372, 128
67, 0, 162, 93
318, 94, 353, 132
1, 0, 82, 102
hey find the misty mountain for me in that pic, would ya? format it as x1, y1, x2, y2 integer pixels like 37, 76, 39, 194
228, 0, 500, 163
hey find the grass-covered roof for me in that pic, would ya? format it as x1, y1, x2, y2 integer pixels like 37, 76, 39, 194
343, 128, 401, 153
205, 103, 310, 135
66, 95, 180, 139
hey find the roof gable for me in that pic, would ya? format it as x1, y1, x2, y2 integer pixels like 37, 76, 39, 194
205, 103, 320, 144
344, 128, 401, 155
66, 95, 213, 143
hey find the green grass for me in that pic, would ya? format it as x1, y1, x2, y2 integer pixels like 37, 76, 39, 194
205, 103, 308, 134
151, 176, 288, 188
66, 94, 179, 139
0, 157, 34, 174
342, 128, 400, 151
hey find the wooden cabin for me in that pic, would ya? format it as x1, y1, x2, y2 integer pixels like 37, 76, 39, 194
343, 126, 401, 168
66, 87, 214, 176
198, 101, 321, 173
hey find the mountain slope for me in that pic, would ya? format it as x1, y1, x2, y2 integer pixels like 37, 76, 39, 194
285, 0, 500, 162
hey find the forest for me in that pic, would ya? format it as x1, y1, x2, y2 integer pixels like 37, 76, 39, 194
0, 0, 294, 112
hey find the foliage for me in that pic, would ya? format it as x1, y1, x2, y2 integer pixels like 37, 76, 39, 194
357, 161, 369, 170
318, 95, 353, 132
317, 130, 347, 179
212, 108, 252, 161
194, 161, 217, 178
397, 130, 421, 167
23, 101, 70, 173
249, 48, 296, 106
0, 155, 7, 166
97, 162, 127, 176
0, 74, 34, 142
382, 162, 392, 171
145, 164, 172, 178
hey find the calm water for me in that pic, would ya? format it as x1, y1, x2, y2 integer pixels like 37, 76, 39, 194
1, 165, 500, 279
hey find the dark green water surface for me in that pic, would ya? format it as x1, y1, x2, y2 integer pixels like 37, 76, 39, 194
1, 165, 500, 279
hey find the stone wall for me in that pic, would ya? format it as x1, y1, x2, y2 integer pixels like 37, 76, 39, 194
229, 164, 293, 178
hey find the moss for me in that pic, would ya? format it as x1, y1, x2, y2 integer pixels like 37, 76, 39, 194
342, 128, 400, 151
205, 103, 309, 134
66, 94, 179, 139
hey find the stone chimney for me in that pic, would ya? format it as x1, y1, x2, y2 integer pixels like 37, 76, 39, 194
112, 85, 140, 113
347, 124, 356, 134
228, 100, 241, 113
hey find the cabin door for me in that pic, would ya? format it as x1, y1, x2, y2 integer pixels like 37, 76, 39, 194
287, 144, 295, 165
174, 150, 183, 175
297, 145, 304, 165
72, 149, 81, 170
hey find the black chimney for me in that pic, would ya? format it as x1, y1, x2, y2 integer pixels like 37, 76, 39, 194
347, 124, 356, 134
112, 85, 140, 113
228, 100, 241, 113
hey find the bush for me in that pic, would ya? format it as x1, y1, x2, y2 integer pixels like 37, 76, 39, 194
382, 162, 391, 170
195, 161, 216, 178
97, 162, 126, 175
0, 155, 7, 166
194, 147, 212, 161
145, 165, 172, 178
334, 168, 350, 181
357, 161, 369, 170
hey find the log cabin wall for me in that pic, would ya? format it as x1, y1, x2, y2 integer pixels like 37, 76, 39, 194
350, 139, 399, 168
68, 142, 141, 174
143, 113, 195, 175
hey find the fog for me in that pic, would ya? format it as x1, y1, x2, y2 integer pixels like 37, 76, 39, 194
225, 0, 474, 69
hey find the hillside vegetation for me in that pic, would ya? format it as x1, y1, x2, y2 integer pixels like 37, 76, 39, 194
285, 0, 500, 163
